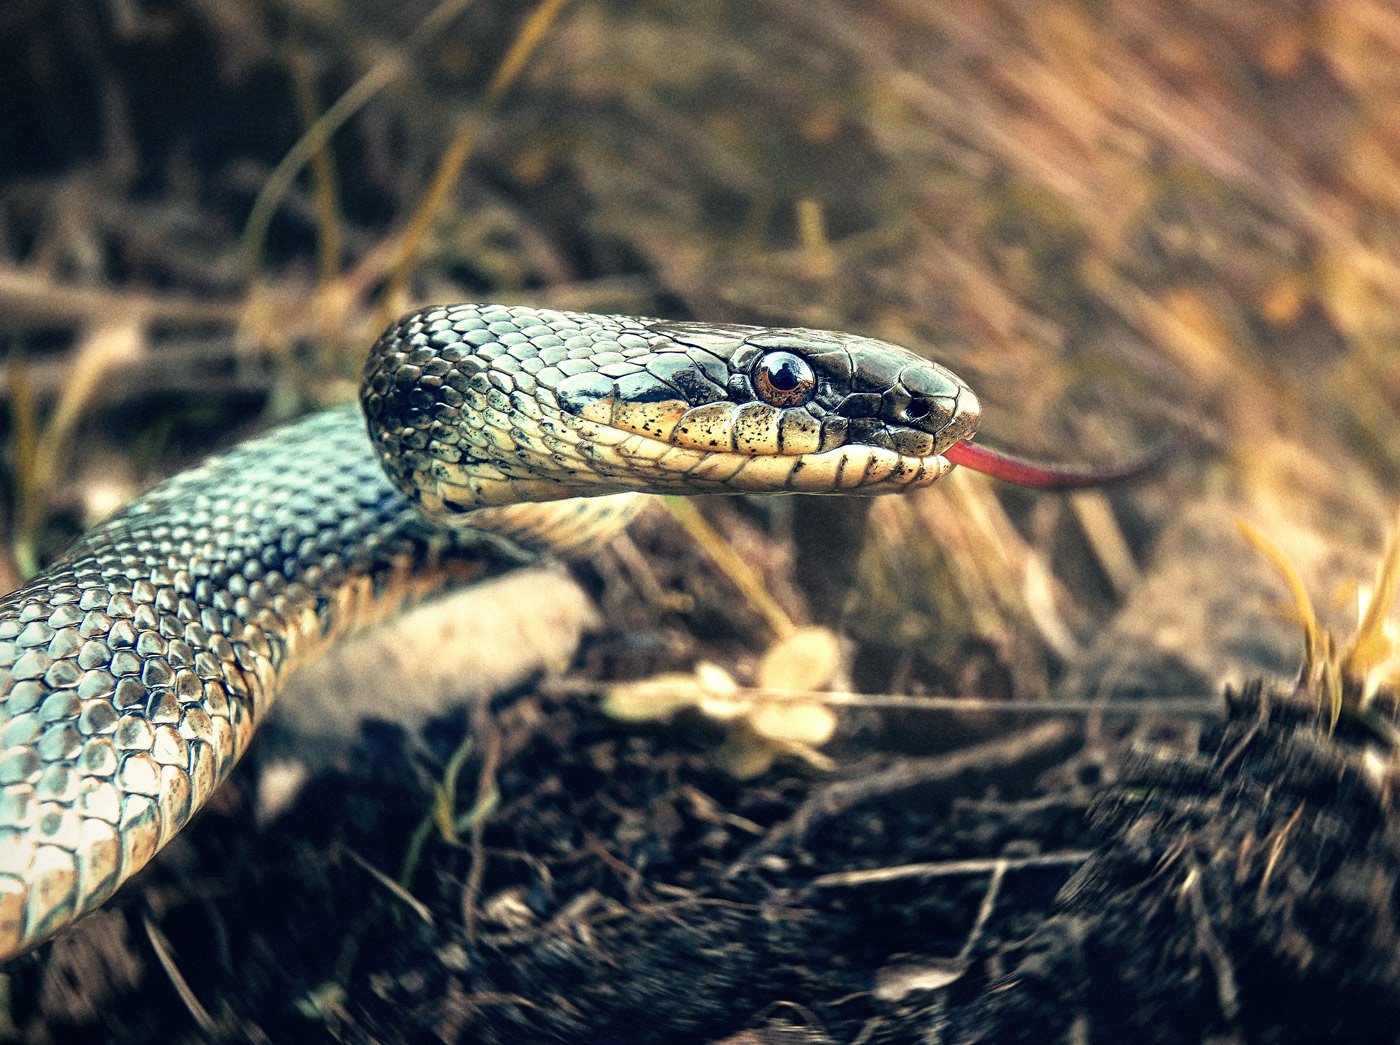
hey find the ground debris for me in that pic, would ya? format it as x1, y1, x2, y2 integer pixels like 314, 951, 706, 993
962, 680, 1400, 1043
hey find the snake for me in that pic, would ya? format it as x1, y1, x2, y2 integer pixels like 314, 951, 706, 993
0, 303, 1146, 961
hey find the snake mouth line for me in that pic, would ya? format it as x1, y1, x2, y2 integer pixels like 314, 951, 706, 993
573, 395, 954, 458
572, 417, 952, 493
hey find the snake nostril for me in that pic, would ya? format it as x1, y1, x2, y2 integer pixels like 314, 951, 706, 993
905, 399, 931, 421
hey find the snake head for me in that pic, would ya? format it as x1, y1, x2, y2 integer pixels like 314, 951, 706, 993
362, 305, 979, 522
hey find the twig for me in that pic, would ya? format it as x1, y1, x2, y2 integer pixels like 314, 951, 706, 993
0, 338, 278, 402
345, 847, 434, 925
288, 45, 351, 379
1180, 863, 1242, 1024
398, 732, 474, 889
9, 321, 144, 577
958, 858, 1006, 959
548, 676, 1224, 719
729, 720, 1078, 871
808, 849, 1092, 889
461, 698, 503, 946
143, 915, 218, 1036
1069, 490, 1142, 597
0, 265, 238, 328
661, 497, 797, 639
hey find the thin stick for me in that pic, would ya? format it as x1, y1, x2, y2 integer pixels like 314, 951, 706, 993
143, 916, 218, 1035
552, 677, 1223, 719
345, 848, 434, 925
959, 858, 1006, 958
288, 46, 350, 378
731, 721, 1077, 871
0, 266, 237, 328
461, 698, 503, 947
809, 850, 1092, 889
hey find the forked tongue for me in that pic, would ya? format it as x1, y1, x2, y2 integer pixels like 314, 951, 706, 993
944, 439, 1172, 489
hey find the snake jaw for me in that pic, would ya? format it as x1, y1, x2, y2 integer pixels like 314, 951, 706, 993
568, 379, 975, 490
568, 417, 954, 495
405, 423, 952, 517
552, 389, 966, 496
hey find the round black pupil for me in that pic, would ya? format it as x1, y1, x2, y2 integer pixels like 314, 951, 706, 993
766, 356, 805, 391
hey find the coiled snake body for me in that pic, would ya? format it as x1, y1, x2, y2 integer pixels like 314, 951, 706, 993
0, 303, 986, 960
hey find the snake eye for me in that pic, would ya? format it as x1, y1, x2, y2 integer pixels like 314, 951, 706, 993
753, 351, 816, 407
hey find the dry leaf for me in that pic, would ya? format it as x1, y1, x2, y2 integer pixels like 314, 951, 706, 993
756, 625, 842, 691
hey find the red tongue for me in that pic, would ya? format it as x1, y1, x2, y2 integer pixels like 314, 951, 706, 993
943, 439, 1172, 489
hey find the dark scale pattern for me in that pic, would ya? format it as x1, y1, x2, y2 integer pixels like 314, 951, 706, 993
0, 405, 482, 958
362, 303, 674, 510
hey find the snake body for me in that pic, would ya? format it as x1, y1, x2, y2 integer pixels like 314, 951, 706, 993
0, 304, 978, 959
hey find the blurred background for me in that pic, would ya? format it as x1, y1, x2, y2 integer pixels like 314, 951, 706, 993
1, 0, 1399, 1040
